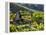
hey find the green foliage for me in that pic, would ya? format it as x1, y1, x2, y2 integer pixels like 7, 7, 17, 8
10, 24, 16, 32
10, 10, 44, 32
32, 12, 44, 21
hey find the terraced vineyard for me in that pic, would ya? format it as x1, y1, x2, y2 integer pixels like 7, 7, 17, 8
10, 10, 44, 32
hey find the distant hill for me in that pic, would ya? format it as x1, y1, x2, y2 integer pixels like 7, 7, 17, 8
20, 4, 44, 11
10, 3, 44, 12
